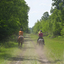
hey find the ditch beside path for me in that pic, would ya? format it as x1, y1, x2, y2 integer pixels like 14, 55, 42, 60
9, 34, 53, 64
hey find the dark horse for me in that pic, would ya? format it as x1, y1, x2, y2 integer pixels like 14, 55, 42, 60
18, 36, 24, 46
37, 38, 45, 46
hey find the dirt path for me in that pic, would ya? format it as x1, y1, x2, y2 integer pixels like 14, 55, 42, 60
9, 34, 52, 64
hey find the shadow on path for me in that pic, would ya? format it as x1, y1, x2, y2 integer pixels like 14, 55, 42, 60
8, 56, 62, 64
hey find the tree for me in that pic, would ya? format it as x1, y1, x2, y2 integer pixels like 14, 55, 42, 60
52, 0, 64, 10
41, 12, 49, 21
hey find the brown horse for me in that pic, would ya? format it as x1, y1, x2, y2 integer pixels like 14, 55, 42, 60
18, 36, 24, 46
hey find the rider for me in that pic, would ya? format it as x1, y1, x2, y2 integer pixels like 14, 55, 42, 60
19, 28, 23, 36
38, 30, 43, 39
37, 30, 45, 44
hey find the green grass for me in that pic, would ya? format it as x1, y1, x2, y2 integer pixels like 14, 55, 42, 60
30, 34, 64, 64
0, 34, 23, 64
44, 37, 64, 64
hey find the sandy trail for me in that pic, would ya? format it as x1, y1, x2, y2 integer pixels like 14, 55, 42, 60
9, 34, 53, 64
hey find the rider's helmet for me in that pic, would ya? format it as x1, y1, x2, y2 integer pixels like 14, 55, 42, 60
40, 30, 42, 32
21, 28, 22, 31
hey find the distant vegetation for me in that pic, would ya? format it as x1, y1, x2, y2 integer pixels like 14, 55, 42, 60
33, 0, 64, 37
0, 0, 29, 40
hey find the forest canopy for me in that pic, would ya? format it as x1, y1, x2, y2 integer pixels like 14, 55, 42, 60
0, 0, 29, 40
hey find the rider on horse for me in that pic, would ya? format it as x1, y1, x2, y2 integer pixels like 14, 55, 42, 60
37, 30, 45, 45
18, 28, 24, 46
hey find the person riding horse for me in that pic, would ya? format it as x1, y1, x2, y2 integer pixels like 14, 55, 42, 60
18, 28, 24, 46
37, 30, 45, 45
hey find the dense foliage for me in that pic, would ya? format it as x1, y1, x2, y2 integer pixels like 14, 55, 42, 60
33, 0, 64, 37
0, 0, 29, 40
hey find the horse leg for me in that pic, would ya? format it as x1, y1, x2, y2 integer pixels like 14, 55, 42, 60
43, 39, 45, 45
20, 39, 22, 46
18, 42, 20, 46
20, 37, 23, 46
18, 37, 20, 46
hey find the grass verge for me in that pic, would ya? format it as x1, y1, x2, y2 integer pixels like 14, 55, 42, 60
0, 34, 23, 64
44, 36, 64, 64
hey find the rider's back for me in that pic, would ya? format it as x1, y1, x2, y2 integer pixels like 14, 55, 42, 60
39, 32, 43, 37
19, 31, 23, 36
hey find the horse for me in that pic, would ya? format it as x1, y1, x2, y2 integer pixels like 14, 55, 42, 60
37, 38, 44, 46
17, 36, 24, 46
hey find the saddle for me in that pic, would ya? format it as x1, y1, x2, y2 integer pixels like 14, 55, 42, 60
18, 35, 24, 42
